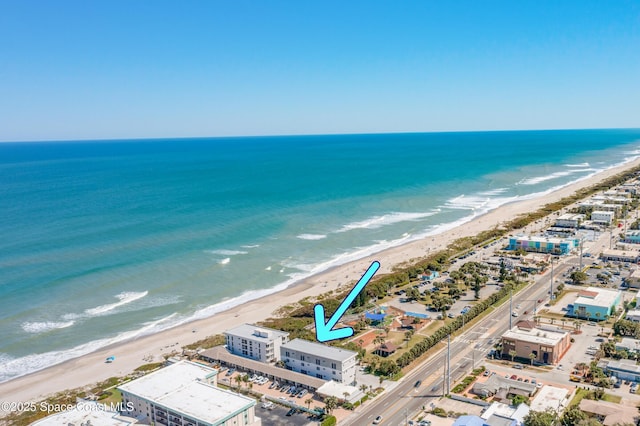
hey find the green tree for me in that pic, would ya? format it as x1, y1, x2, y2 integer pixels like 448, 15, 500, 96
560, 405, 587, 426
512, 394, 530, 406
524, 409, 555, 426
570, 271, 588, 285
305, 397, 313, 409
509, 349, 518, 362
529, 352, 536, 365
324, 396, 338, 414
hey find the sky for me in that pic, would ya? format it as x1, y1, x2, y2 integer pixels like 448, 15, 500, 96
0, 1, 639, 141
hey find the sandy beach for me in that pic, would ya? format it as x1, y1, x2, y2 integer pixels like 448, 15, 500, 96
2, 157, 640, 407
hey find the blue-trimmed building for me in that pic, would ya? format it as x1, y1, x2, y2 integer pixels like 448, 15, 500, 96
568, 287, 622, 321
508, 235, 579, 255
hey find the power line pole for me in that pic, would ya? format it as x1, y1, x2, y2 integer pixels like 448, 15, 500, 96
509, 290, 513, 330
446, 334, 451, 395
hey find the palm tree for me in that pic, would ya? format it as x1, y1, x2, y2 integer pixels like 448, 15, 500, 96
509, 349, 517, 363
360, 384, 368, 395
234, 375, 242, 391
305, 397, 313, 410
343, 391, 350, 403
324, 396, 338, 415
529, 352, 536, 365
358, 339, 364, 348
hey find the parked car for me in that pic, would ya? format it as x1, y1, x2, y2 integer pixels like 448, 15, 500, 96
297, 389, 308, 398
514, 364, 523, 370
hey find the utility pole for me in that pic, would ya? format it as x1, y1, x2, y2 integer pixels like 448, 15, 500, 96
550, 257, 555, 301
509, 290, 513, 330
446, 334, 451, 395
579, 236, 583, 270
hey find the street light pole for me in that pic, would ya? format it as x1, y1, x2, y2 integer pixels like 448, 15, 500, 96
550, 257, 555, 301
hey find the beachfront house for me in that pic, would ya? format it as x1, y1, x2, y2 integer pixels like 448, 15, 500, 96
118, 360, 261, 426
280, 338, 358, 384
568, 287, 622, 321
224, 323, 289, 363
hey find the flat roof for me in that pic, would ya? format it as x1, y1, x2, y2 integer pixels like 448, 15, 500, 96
282, 338, 358, 362
200, 346, 326, 389
530, 385, 569, 412
592, 210, 615, 216
574, 286, 620, 309
154, 381, 255, 423
32, 402, 136, 425
118, 360, 217, 402
603, 359, 640, 375
510, 235, 576, 244
557, 213, 585, 221
225, 323, 289, 341
502, 326, 568, 346
617, 338, 640, 352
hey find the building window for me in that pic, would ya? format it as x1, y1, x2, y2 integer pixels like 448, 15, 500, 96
316, 359, 321, 365
285, 351, 290, 357
331, 362, 337, 369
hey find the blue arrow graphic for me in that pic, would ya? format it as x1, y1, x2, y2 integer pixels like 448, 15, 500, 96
314, 261, 380, 343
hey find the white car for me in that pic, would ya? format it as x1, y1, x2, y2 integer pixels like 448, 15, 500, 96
512, 312, 518, 317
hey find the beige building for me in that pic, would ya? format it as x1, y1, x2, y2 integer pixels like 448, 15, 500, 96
501, 321, 570, 365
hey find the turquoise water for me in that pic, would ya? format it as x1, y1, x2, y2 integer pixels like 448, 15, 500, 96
1, 129, 640, 382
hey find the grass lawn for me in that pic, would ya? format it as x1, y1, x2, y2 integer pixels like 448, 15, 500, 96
569, 388, 621, 406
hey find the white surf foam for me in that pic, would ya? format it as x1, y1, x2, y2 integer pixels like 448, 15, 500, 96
478, 188, 508, 196
206, 249, 248, 256
21, 321, 75, 334
265, 266, 272, 271
297, 233, 327, 240
518, 168, 595, 186
0, 313, 179, 384
84, 291, 149, 316
443, 195, 491, 211
241, 244, 260, 248
336, 211, 439, 233
565, 162, 590, 167
218, 257, 231, 265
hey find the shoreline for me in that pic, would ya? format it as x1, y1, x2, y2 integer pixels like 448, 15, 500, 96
2, 156, 640, 406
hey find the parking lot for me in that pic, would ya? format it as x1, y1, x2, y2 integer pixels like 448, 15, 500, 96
258, 404, 317, 426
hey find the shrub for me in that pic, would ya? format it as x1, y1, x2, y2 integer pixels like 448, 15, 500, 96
321, 415, 337, 426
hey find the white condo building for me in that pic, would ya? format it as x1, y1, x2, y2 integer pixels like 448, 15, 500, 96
591, 210, 615, 225
225, 323, 289, 363
281, 338, 358, 384
119, 360, 261, 426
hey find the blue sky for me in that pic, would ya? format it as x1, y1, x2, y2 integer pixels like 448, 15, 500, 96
1, 1, 639, 141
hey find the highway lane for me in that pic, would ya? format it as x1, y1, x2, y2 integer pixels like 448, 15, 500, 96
344, 260, 574, 426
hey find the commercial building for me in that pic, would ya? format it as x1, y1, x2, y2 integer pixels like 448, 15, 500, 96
568, 287, 622, 321
623, 230, 640, 244
224, 323, 289, 363
554, 213, 585, 228
600, 359, 640, 383
500, 322, 570, 365
118, 360, 261, 426
507, 235, 579, 255
591, 211, 615, 225
281, 338, 358, 384
600, 248, 640, 263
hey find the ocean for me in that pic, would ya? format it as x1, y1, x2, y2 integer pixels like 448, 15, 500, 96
1, 128, 639, 382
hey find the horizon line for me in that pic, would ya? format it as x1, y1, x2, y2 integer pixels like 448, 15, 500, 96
1, 126, 639, 144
